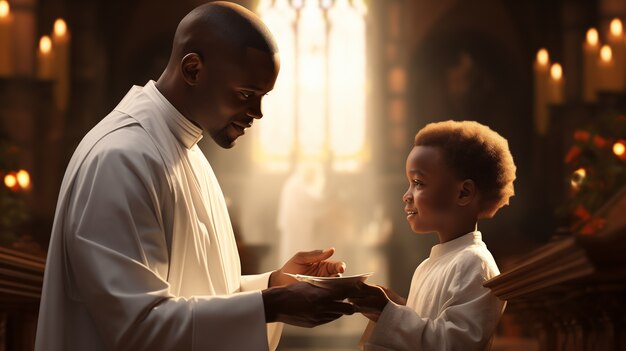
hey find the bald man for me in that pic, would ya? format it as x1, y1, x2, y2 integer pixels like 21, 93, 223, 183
35, 2, 354, 350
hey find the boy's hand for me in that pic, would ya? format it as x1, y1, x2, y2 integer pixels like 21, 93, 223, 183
379, 285, 407, 306
348, 282, 404, 322
270, 248, 346, 287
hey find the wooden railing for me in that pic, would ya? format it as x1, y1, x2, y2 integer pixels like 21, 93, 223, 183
485, 189, 626, 351
0, 247, 44, 351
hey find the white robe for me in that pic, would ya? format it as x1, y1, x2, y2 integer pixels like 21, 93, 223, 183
35, 81, 282, 351
362, 231, 505, 351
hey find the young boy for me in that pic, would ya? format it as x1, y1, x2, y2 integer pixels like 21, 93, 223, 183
350, 120, 516, 350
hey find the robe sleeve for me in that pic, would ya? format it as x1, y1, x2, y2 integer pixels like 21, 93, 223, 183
64, 136, 270, 351
363, 255, 505, 351
240, 272, 284, 350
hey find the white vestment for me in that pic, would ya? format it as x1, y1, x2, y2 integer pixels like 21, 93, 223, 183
35, 81, 282, 351
362, 231, 505, 351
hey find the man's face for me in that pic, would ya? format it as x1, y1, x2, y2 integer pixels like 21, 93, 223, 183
191, 47, 280, 148
402, 145, 462, 234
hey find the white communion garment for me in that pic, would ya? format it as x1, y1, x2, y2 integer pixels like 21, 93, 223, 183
362, 231, 505, 351
35, 81, 282, 351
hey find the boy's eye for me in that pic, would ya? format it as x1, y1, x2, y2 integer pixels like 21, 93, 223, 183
412, 179, 424, 187
239, 91, 252, 99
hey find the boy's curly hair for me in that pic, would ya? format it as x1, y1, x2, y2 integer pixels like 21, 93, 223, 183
414, 120, 516, 218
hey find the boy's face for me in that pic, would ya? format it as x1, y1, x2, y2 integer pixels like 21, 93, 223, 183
403, 145, 463, 234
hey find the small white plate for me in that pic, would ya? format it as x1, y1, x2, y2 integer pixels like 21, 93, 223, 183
285, 272, 373, 288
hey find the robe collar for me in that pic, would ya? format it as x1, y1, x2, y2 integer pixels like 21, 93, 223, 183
143, 80, 204, 149
429, 231, 483, 259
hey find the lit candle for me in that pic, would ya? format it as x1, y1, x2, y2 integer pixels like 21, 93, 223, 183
548, 63, 564, 104
37, 35, 54, 79
614, 140, 626, 160
583, 28, 599, 102
16, 169, 30, 189
52, 18, 70, 112
534, 48, 550, 135
607, 18, 625, 90
597, 44, 622, 92
0, 0, 12, 76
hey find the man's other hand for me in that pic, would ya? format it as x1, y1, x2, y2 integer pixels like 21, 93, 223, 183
270, 248, 346, 287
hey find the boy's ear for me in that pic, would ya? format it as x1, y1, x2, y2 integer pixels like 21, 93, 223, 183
457, 179, 476, 206
181, 53, 203, 86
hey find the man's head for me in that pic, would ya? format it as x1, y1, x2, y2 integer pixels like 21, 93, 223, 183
157, 1, 280, 148
403, 120, 516, 235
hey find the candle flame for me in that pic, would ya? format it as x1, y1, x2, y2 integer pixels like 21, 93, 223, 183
4, 174, 16, 189
571, 167, 586, 189
586, 28, 599, 46
0, 0, 9, 18
536, 48, 549, 66
614, 141, 626, 157
54, 18, 67, 37
550, 63, 563, 81
16, 169, 30, 189
610, 18, 623, 37
39, 35, 52, 54
600, 45, 613, 62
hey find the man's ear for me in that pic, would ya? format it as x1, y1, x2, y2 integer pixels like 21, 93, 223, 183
181, 53, 203, 86
457, 179, 477, 206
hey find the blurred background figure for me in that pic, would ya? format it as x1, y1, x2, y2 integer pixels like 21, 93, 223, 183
277, 161, 326, 264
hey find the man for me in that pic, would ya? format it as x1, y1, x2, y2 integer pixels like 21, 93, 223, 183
35, 2, 355, 350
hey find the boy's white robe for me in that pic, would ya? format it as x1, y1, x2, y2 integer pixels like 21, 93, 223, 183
362, 231, 505, 351
35, 81, 282, 351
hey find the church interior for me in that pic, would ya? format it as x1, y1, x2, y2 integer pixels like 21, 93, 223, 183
0, 0, 625, 350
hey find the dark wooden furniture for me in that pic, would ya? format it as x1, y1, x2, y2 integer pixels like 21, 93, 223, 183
485, 188, 626, 351
0, 247, 44, 351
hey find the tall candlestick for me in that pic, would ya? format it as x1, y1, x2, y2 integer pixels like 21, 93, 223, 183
0, 0, 13, 76
583, 28, 599, 102
37, 35, 54, 79
597, 44, 622, 92
52, 18, 70, 112
534, 48, 550, 135
607, 18, 625, 90
549, 63, 564, 104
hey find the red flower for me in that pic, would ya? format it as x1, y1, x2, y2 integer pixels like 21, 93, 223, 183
573, 130, 590, 142
573, 205, 591, 221
593, 135, 609, 149
564, 145, 582, 164
580, 216, 606, 235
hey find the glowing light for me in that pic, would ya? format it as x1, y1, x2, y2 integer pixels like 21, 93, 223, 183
586, 28, 599, 46
614, 141, 626, 157
16, 169, 30, 189
39, 35, 52, 54
610, 18, 623, 37
600, 45, 613, 63
53, 18, 67, 37
255, 0, 368, 171
320, 0, 333, 9
0, 0, 10, 18
4, 174, 16, 189
297, 0, 327, 159
536, 48, 549, 66
328, 0, 367, 171
257, 0, 296, 171
571, 168, 586, 189
550, 63, 563, 81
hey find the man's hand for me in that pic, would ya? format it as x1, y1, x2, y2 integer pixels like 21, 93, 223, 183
347, 282, 404, 322
262, 282, 355, 327
270, 248, 346, 287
